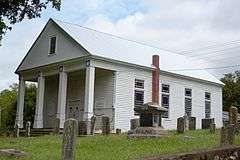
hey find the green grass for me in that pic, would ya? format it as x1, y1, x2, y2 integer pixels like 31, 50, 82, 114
0, 130, 239, 160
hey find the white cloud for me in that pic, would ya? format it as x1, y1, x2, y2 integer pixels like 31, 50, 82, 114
1, 0, 240, 90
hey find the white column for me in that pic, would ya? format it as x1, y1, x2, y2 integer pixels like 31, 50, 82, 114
57, 67, 68, 128
83, 62, 95, 121
33, 73, 45, 128
15, 76, 25, 128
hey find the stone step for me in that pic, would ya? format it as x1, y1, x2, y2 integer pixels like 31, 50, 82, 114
19, 128, 63, 137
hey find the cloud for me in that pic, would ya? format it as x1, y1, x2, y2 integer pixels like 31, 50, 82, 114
1, 0, 240, 90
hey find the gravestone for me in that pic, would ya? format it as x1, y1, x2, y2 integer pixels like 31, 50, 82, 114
90, 116, 96, 135
229, 106, 238, 126
53, 118, 60, 134
25, 121, 31, 137
210, 123, 216, 134
220, 125, 235, 146
14, 124, 20, 138
116, 128, 121, 135
183, 115, 189, 131
102, 116, 110, 135
61, 118, 78, 160
177, 117, 185, 133
130, 119, 140, 130
202, 118, 214, 129
189, 117, 196, 130
78, 121, 87, 135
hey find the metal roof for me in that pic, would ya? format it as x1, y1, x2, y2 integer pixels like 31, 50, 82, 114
53, 19, 223, 85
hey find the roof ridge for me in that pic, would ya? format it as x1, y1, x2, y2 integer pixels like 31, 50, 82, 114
52, 18, 178, 54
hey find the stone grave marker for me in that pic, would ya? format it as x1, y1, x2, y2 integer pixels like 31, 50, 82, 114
177, 117, 185, 133
183, 115, 189, 131
130, 118, 139, 130
61, 118, 78, 160
90, 116, 96, 135
53, 117, 60, 134
229, 106, 238, 126
210, 123, 216, 134
202, 118, 214, 129
25, 121, 31, 137
116, 128, 121, 135
189, 117, 196, 130
102, 116, 110, 135
14, 124, 20, 138
78, 121, 87, 135
220, 125, 235, 146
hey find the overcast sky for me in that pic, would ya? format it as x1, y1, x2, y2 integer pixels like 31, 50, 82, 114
1, 0, 240, 91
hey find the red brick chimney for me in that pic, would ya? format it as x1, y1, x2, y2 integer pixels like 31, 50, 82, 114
152, 55, 160, 104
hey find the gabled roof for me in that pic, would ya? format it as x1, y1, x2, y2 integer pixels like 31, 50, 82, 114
52, 19, 223, 85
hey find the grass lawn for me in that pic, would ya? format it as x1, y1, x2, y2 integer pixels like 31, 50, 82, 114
0, 130, 240, 160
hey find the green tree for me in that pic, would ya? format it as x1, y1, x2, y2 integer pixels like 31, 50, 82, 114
221, 71, 240, 111
0, 0, 61, 43
0, 83, 36, 134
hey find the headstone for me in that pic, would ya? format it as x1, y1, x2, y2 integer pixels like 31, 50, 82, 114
61, 118, 78, 160
177, 117, 185, 133
183, 115, 189, 131
202, 118, 214, 129
14, 124, 20, 138
90, 116, 96, 135
78, 121, 87, 135
229, 106, 238, 126
220, 125, 235, 146
189, 117, 196, 130
0, 149, 27, 158
130, 118, 140, 130
116, 128, 121, 135
25, 121, 31, 137
102, 116, 110, 135
210, 123, 216, 134
53, 118, 60, 134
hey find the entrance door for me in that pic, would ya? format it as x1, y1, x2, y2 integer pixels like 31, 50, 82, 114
66, 100, 82, 121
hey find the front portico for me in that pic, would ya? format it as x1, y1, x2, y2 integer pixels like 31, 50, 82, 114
15, 59, 116, 132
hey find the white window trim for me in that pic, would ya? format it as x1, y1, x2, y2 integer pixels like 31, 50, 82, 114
48, 35, 57, 56
161, 83, 170, 119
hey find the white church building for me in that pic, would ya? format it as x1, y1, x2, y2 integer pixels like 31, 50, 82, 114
15, 18, 223, 132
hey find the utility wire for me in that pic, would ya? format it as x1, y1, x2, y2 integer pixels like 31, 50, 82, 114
53, 18, 178, 54
180, 40, 240, 55
167, 64, 240, 72
188, 45, 240, 58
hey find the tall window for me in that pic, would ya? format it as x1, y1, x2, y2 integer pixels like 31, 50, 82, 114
185, 88, 192, 117
49, 36, 56, 55
162, 84, 170, 118
205, 92, 211, 118
134, 79, 144, 109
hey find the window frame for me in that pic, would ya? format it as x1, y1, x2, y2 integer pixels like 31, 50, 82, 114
134, 79, 145, 116
185, 88, 192, 97
48, 35, 57, 56
205, 92, 211, 118
184, 88, 192, 117
135, 79, 144, 89
161, 83, 170, 118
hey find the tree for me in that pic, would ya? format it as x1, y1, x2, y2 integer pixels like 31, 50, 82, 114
221, 71, 240, 111
0, 0, 61, 43
0, 83, 36, 134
